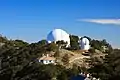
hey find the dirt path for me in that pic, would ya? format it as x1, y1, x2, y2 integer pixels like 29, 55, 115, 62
69, 54, 90, 63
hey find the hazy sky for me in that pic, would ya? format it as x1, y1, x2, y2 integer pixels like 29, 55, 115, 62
0, 0, 120, 48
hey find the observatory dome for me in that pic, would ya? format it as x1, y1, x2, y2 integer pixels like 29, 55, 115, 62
47, 29, 70, 47
81, 38, 90, 45
80, 38, 90, 50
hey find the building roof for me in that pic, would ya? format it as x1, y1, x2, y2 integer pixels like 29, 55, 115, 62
39, 56, 55, 61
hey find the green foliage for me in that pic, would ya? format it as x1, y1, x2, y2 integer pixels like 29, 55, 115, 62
14, 39, 29, 47
90, 39, 102, 51
88, 49, 120, 80
38, 39, 47, 46
56, 40, 67, 49
90, 39, 113, 53
69, 35, 79, 50
56, 40, 66, 45
0, 34, 117, 80
47, 42, 58, 51
57, 71, 68, 80
89, 48, 95, 53
0, 36, 80, 80
0, 35, 8, 43
71, 64, 79, 76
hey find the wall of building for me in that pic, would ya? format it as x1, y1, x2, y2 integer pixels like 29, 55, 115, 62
39, 60, 55, 64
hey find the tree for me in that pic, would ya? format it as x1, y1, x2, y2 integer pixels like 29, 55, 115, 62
14, 39, 29, 47
0, 35, 82, 80
89, 48, 95, 53
90, 39, 113, 53
38, 39, 47, 46
88, 49, 120, 80
0, 35, 8, 43
69, 35, 79, 50
47, 42, 58, 52
71, 64, 79, 76
56, 40, 67, 49
90, 39, 102, 51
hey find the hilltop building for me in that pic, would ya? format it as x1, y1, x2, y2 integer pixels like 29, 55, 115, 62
47, 29, 90, 51
47, 29, 70, 47
38, 54, 56, 64
79, 37, 90, 51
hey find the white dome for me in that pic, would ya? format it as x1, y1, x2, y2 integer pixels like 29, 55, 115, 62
47, 29, 70, 47
79, 38, 90, 50
81, 38, 90, 45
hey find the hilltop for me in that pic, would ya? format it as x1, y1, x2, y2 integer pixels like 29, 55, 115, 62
1, 35, 120, 80
0, 34, 112, 69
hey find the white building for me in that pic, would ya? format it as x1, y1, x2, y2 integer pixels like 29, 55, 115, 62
47, 29, 70, 47
79, 38, 90, 51
38, 54, 55, 64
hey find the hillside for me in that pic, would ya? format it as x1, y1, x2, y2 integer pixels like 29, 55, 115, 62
54, 49, 106, 69
1, 35, 120, 80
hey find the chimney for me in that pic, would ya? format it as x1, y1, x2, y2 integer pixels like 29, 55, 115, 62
46, 54, 49, 57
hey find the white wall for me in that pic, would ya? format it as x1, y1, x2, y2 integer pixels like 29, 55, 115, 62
81, 45, 90, 50
39, 60, 55, 64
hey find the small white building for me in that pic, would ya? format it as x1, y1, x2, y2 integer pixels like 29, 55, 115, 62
38, 54, 56, 64
79, 37, 90, 51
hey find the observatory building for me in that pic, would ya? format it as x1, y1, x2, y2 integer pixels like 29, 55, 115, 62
79, 37, 90, 51
47, 29, 70, 47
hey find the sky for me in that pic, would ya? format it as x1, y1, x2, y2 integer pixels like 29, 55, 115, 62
0, 0, 120, 48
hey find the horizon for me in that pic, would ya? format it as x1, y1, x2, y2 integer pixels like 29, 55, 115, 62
0, 0, 120, 48
0, 30, 118, 49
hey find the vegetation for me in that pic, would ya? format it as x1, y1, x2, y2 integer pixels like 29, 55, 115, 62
0, 35, 119, 80
37, 39, 47, 46
88, 49, 120, 80
69, 35, 79, 50
90, 39, 113, 53
0, 36, 80, 80
56, 40, 67, 49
